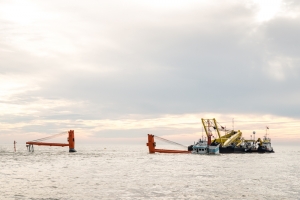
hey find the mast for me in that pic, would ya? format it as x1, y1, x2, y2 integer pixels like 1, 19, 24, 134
201, 118, 212, 145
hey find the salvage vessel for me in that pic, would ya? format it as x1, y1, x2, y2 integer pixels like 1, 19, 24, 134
146, 118, 274, 155
199, 118, 275, 153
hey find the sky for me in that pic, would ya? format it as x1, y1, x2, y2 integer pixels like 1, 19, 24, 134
0, 0, 300, 146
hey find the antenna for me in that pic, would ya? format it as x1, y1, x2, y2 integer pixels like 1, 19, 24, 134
266, 126, 269, 138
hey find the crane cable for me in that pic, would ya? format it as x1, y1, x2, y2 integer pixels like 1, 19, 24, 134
216, 122, 232, 132
154, 135, 188, 149
29, 131, 68, 142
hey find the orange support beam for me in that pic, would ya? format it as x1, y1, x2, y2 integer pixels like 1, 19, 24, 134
68, 130, 76, 152
146, 134, 191, 154
154, 149, 191, 154
26, 142, 69, 147
146, 134, 156, 153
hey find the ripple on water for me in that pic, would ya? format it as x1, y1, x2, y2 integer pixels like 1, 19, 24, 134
0, 144, 299, 199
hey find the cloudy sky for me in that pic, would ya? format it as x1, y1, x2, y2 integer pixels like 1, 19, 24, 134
0, 0, 299, 145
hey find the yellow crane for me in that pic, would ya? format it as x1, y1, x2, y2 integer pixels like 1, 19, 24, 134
201, 118, 243, 147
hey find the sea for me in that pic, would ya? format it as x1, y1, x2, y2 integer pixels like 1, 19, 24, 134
0, 144, 299, 200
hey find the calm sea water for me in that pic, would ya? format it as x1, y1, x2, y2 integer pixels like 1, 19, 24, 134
0, 144, 299, 199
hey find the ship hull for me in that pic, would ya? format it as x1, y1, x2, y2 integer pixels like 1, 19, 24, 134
219, 146, 275, 153
219, 146, 246, 153
188, 145, 275, 154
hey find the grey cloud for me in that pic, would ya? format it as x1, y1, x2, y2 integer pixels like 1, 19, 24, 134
1, 0, 300, 130
262, 18, 300, 58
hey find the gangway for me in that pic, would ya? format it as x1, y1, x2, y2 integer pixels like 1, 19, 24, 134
26, 130, 76, 152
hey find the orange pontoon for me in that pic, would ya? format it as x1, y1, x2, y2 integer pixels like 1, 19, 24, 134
26, 130, 76, 152
146, 134, 191, 154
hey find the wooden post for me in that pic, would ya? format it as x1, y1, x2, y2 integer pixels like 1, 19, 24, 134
14, 140, 16, 152
146, 134, 156, 154
68, 130, 76, 152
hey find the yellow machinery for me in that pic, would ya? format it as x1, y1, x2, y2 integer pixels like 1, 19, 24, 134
201, 118, 243, 147
255, 137, 271, 146
255, 138, 263, 146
